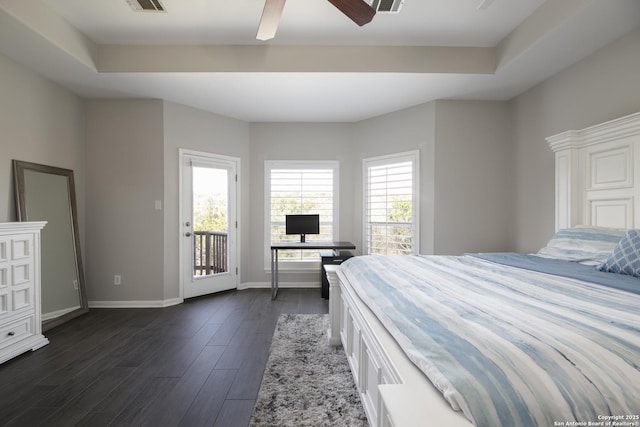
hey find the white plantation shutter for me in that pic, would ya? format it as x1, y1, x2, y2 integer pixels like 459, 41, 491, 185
265, 161, 339, 266
364, 151, 419, 255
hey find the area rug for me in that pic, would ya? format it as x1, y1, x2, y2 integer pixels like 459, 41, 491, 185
250, 314, 368, 427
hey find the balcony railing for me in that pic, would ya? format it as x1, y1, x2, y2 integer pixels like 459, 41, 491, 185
194, 231, 228, 276
367, 221, 413, 255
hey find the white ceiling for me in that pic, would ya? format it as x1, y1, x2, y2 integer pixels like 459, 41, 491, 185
0, 0, 639, 122
41, 0, 542, 46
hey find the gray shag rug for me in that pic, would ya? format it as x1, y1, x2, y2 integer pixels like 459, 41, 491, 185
250, 314, 368, 427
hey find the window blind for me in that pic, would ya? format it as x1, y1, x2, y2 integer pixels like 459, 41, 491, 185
269, 166, 336, 262
365, 155, 417, 255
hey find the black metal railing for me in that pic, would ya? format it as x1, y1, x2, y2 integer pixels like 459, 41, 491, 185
194, 231, 228, 276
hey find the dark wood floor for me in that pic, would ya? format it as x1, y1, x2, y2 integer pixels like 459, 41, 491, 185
0, 288, 328, 427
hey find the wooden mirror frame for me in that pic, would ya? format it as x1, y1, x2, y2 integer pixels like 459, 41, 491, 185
13, 160, 89, 330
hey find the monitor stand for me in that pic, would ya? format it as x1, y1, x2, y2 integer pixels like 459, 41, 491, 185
300, 234, 306, 243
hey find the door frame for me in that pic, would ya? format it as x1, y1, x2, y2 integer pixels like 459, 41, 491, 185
178, 148, 241, 300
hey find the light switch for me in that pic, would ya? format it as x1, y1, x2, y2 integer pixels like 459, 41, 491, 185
155, 200, 162, 210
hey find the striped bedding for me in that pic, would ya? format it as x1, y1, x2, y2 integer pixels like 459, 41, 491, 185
340, 254, 640, 427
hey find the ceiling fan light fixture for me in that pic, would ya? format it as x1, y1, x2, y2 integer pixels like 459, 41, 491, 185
256, 0, 287, 41
255, 0, 380, 41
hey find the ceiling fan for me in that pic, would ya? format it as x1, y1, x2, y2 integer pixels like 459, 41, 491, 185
256, 0, 377, 41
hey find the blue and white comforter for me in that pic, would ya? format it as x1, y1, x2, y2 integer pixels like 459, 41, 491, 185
340, 254, 640, 427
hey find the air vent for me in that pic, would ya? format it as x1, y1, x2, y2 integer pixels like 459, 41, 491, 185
368, 0, 404, 13
126, 0, 166, 12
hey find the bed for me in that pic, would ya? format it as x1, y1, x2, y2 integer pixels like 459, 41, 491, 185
326, 112, 640, 427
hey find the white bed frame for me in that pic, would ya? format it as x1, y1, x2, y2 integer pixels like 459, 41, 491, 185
326, 111, 640, 427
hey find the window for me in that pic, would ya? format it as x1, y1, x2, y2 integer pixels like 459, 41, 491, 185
363, 151, 419, 255
265, 161, 339, 269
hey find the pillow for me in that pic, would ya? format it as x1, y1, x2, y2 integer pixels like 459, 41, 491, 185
598, 230, 640, 277
535, 225, 626, 264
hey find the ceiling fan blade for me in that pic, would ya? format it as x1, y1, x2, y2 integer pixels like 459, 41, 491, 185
327, 0, 376, 26
256, 0, 287, 41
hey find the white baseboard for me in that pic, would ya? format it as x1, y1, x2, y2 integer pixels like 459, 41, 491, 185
238, 281, 321, 290
89, 284, 321, 308
89, 297, 183, 309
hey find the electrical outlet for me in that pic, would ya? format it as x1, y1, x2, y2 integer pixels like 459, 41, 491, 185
114, 275, 122, 285
73, 279, 78, 290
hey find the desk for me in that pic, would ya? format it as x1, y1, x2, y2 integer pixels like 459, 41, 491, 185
320, 251, 353, 299
270, 241, 356, 299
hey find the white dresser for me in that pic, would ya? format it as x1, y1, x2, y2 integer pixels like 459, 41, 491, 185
0, 222, 48, 364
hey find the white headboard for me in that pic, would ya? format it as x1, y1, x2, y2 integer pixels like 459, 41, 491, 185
546, 112, 640, 231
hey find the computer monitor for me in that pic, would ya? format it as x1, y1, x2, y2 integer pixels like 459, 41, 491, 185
285, 214, 320, 243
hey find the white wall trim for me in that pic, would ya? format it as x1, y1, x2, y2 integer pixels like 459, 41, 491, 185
238, 281, 320, 290
362, 150, 420, 255
89, 298, 183, 309
263, 159, 341, 270
179, 148, 242, 298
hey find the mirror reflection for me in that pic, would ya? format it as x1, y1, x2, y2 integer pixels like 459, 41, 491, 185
13, 160, 88, 330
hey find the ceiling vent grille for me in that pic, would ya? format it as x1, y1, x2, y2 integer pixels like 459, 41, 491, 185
368, 0, 404, 13
126, 0, 166, 12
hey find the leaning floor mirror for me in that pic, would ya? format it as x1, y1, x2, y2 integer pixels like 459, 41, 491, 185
13, 160, 88, 331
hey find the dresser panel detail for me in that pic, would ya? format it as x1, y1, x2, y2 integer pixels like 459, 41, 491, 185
0, 222, 48, 364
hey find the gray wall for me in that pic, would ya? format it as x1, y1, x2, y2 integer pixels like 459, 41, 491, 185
0, 51, 87, 313
85, 99, 251, 303
433, 100, 513, 255
85, 99, 165, 302
247, 122, 355, 285
1, 27, 639, 303
0, 52, 85, 230
163, 101, 250, 299
511, 27, 640, 253
353, 102, 436, 254
353, 100, 513, 256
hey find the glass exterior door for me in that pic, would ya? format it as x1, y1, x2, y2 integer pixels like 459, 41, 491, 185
180, 151, 238, 298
